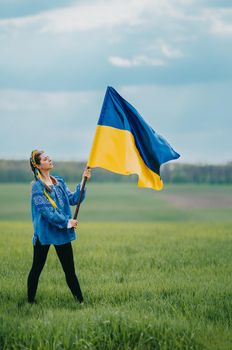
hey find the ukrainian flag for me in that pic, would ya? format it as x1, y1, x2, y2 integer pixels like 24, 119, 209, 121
87, 87, 180, 190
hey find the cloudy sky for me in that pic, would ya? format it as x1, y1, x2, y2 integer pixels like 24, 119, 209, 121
0, 0, 231, 163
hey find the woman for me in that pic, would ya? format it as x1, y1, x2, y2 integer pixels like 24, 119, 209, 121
27, 150, 91, 304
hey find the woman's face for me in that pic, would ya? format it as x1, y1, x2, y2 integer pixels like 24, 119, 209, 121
38, 152, 53, 171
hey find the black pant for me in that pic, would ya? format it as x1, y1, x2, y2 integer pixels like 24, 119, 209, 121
27, 238, 83, 303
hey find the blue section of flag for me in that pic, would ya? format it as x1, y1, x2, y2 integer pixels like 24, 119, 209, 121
98, 86, 180, 175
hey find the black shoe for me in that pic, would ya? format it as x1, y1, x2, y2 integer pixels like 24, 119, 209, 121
74, 296, 84, 304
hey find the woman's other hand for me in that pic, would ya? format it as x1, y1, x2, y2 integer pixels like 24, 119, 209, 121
82, 167, 91, 182
68, 219, 78, 228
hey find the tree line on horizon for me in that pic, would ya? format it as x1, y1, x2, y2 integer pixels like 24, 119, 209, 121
0, 159, 231, 184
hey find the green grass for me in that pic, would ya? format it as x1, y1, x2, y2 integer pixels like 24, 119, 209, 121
0, 221, 232, 349
1, 182, 232, 222
0, 183, 232, 349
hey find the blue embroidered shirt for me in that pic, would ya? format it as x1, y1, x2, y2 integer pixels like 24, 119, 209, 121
31, 175, 86, 246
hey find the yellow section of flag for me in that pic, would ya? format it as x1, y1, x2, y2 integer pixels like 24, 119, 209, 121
87, 125, 163, 190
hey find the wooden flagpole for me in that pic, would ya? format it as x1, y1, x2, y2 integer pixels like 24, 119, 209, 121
73, 166, 90, 220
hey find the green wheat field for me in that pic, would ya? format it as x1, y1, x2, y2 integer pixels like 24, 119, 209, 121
0, 182, 232, 349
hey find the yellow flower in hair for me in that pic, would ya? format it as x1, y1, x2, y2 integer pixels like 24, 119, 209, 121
32, 150, 39, 168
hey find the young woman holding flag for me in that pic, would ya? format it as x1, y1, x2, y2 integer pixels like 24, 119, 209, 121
27, 150, 91, 304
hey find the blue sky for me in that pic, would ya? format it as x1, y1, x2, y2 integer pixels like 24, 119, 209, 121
0, 0, 231, 163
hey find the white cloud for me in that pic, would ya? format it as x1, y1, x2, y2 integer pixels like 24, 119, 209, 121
210, 17, 232, 35
109, 57, 133, 68
160, 42, 185, 59
202, 8, 232, 36
0, 0, 197, 34
0, 0, 147, 33
109, 55, 166, 68
0, 0, 231, 90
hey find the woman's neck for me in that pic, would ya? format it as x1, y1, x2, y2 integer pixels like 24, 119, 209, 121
40, 170, 51, 182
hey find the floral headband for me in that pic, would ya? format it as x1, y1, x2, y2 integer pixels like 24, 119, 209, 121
31, 150, 45, 169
